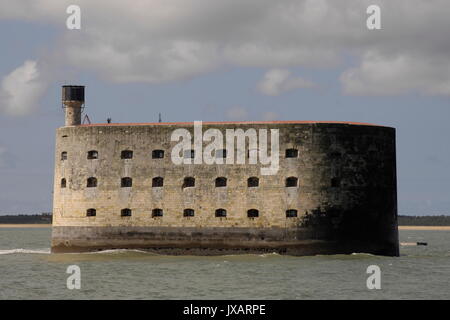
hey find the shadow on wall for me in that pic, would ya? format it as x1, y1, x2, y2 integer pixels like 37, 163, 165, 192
299, 206, 391, 242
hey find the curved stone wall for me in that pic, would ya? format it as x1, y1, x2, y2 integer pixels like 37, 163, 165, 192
51, 121, 398, 256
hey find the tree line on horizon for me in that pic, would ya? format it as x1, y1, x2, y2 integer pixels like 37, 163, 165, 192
397, 215, 450, 226
0, 213, 449, 225
0, 213, 52, 224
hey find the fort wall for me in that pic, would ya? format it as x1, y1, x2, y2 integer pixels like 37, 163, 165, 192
51, 121, 399, 256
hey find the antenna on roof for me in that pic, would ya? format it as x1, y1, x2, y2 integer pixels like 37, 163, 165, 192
82, 114, 91, 124
158, 113, 162, 123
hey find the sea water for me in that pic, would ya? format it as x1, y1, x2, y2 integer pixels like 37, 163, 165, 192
0, 227, 449, 300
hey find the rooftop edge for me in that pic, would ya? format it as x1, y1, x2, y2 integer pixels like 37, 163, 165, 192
74, 120, 391, 128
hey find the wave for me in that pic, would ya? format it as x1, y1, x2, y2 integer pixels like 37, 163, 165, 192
351, 252, 376, 256
85, 249, 152, 255
0, 248, 51, 255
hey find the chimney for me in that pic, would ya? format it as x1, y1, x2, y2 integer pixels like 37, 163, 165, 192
62, 85, 85, 126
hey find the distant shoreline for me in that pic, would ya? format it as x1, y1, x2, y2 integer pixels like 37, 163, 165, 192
0, 224, 52, 228
0, 224, 449, 230
398, 226, 450, 230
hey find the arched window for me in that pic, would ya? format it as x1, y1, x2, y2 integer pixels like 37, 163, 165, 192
61, 152, 67, 161
121, 150, 133, 159
87, 177, 97, 188
121, 208, 132, 217
87, 150, 98, 159
215, 209, 227, 218
152, 208, 163, 217
184, 149, 195, 159
286, 209, 298, 218
285, 148, 298, 158
215, 177, 227, 187
86, 208, 96, 217
331, 177, 341, 187
247, 177, 259, 187
183, 209, 195, 217
286, 177, 298, 187
216, 149, 227, 158
152, 177, 164, 187
247, 209, 259, 218
61, 178, 67, 188
121, 177, 132, 187
183, 177, 195, 188
152, 150, 164, 159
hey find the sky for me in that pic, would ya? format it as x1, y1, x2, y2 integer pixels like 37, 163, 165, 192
0, 0, 449, 215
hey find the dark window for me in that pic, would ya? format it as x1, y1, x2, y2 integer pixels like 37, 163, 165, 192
121, 208, 132, 217
215, 209, 227, 218
183, 177, 195, 188
183, 149, 195, 159
152, 209, 163, 217
331, 177, 341, 187
183, 209, 195, 217
87, 177, 97, 188
286, 148, 299, 158
61, 178, 67, 188
86, 208, 96, 217
121, 177, 132, 187
87, 150, 98, 159
247, 209, 259, 218
121, 150, 133, 159
152, 150, 164, 159
247, 177, 259, 187
152, 177, 164, 187
216, 149, 227, 158
215, 177, 227, 187
286, 177, 298, 187
286, 209, 298, 218
61, 152, 67, 161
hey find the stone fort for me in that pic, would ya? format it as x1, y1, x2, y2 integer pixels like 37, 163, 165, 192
51, 85, 399, 256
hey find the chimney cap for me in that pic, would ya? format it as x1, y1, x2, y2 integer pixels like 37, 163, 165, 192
62, 85, 85, 102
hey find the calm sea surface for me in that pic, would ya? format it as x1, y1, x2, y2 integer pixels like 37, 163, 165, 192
0, 227, 448, 300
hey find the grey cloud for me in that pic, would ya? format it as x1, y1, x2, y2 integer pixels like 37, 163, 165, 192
1, 0, 449, 96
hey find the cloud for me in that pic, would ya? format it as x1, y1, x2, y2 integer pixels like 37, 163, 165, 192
340, 51, 450, 96
0, 60, 47, 116
257, 69, 316, 96
0, 0, 450, 96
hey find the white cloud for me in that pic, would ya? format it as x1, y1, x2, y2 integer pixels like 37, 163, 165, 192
0, 60, 47, 116
257, 69, 316, 96
0, 0, 450, 96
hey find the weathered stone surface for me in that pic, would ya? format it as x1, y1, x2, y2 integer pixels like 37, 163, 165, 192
52, 121, 399, 256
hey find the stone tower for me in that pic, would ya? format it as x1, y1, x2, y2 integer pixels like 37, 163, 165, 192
62, 85, 84, 126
